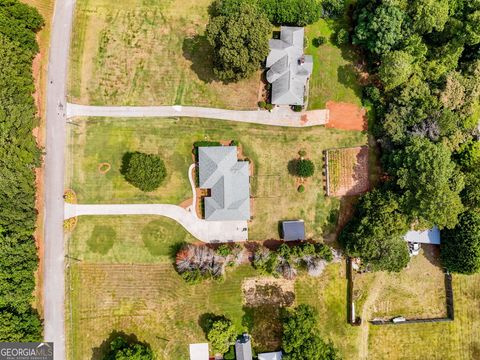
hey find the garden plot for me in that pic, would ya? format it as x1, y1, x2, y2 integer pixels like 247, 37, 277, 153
325, 146, 369, 196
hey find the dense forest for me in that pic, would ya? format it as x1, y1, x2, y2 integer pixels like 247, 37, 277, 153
0, 0, 44, 340
340, 0, 480, 273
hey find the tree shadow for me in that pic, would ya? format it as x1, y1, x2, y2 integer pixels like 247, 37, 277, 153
119, 151, 135, 176
182, 35, 217, 84
287, 159, 299, 176
422, 244, 443, 269
90, 331, 151, 360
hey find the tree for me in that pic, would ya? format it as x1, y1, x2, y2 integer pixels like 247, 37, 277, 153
103, 335, 153, 360
282, 305, 339, 360
455, 140, 480, 171
296, 159, 315, 177
387, 137, 464, 229
322, 0, 346, 18
440, 72, 466, 111
259, 0, 322, 26
206, 317, 237, 354
379, 50, 415, 90
461, 170, 480, 209
206, 2, 271, 82
353, 4, 406, 55
340, 189, 410, 272
441, 209, 480, 274
121, 152, 167, 192
411, 0, 449, 34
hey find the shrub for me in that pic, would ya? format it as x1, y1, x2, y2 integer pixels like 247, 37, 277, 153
258, 100, 266, 108
298, 150, 307, 157
206, 317, 237, 354
334, 28, 349, 45
296, 159, 315, 177
216, 244, 232, 257
224, 346, 235, 360
292, 104, 303, 112
230, 139, 239, 147
265, 103, 274, 111
313, 36, 326, 47
102, 335, 153, 360
297, 185, 305, 193
121, 152, 166, 192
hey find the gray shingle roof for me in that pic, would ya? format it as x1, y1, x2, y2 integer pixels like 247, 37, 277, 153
198, 146, 250, 221
282, 220, 305, 241
266, 27, 313, 106
235, 334, 253, 360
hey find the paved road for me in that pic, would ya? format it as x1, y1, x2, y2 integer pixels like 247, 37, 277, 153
43, 0, 76, 359
67, 103, 329, 127
64, 203, 248, 242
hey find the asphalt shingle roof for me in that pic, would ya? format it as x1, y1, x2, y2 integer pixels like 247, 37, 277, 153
266, 27, 313, 106
198, 146, 250, 221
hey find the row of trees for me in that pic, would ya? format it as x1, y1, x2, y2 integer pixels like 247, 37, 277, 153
206, 0, 326, 82
341, 0, 480, 273
253, 243, 333, 279
0, 0, 44, 341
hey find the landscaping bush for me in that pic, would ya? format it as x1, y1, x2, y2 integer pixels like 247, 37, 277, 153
265, 103, 274, 111
313, 36, 326, 47
121, 152, 167, 192
292, 104, 303, 112
258, 100, 267, 108
298, 149, 307, 157
297, 185, 305, 193
230, 139, 240, 147
224, 346, 235, 360
334, 28, 349, 45
296, 159, 315, 177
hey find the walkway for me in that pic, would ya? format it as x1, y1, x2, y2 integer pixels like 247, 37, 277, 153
66, 103, 329, 127
64, 203, 248, 243
43, 0, 76, 358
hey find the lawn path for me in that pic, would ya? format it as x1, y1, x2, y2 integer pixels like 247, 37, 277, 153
66, 103, 329, 127
358, 273, 385, 360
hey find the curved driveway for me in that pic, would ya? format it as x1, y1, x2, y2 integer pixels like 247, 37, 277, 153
64, 203, 248, 242
66, 103, 329, 127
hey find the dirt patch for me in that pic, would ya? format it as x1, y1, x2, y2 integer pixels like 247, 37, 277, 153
242, 277, 295, 307
326, 101, 367, 131
98, 162, 111, 174
326, 146, 369, 196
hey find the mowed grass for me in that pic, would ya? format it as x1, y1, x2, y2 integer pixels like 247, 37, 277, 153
367, 273, 480, 360
354, 250, 447, 321
305, 19, 362, 109
65, 117, 366, 240
68, 216, 196, 263
68, 0, 260, 108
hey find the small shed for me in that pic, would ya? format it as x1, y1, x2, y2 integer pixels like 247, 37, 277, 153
282, 220, 305, 241
235, 333, 253, 360
258, 351, 283, 360
189, 343, 209, 360
404, 226, 440, 245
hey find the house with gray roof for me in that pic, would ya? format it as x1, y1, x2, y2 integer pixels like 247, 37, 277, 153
266, 26, 313, 106
198, 146, 250, 221
235, 333, 253, 360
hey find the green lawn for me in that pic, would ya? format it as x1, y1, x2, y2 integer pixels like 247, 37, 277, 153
305, 19, 363, 109
68, 0, 260, 108
66, 117, 366, 240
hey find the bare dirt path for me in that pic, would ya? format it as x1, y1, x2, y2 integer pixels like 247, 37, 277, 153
358, 273, 384, 360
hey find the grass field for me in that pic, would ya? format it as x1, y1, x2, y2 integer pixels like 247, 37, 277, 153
65, 117, 366, 240
68, 0, 260, 108
305, 19, 363, 109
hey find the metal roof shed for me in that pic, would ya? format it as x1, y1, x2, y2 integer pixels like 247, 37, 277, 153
282, 220, 305, 241
235, 334, 253, 360
189, 343, 209, 360
404, 226, 441, 245
258, 351, 283, 360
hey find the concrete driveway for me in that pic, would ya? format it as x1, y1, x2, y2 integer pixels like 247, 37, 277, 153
66, 103, 329, 127
64, 203, 248, 242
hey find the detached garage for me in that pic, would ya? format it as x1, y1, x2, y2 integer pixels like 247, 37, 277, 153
282, 220, 305, 241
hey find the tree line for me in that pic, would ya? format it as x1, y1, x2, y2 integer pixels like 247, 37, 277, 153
340, 0, 480, 273
0, 0, 44, 341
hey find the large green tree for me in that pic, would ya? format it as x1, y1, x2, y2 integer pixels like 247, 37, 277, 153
206, 2, 271, 82
282, 305, 339, 360
340, 189, 410, 272
103, 336, 153, 360
441, 210, 480, 274
259, 0, 322, 26
353, 3, 406, 55
388, 137, 464, 229
379, 50, 415, 90
411, 0, 449, 34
